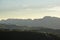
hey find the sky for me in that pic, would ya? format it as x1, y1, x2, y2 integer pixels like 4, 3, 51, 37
0, 0, 60, 20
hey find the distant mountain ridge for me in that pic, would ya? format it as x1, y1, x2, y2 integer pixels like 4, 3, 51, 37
0, 16, 60, 29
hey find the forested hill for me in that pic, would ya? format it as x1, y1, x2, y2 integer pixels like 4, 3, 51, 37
0, 31, 60, 40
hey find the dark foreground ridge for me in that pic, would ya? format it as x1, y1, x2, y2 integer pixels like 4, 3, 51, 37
0, 31, 60, 40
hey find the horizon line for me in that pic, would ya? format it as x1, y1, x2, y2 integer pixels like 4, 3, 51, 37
0, 16, 60, 20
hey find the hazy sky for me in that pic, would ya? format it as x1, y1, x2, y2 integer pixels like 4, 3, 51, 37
0, 0, 60, 19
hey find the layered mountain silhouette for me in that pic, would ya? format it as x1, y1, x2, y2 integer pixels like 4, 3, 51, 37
0, 16, 60, 29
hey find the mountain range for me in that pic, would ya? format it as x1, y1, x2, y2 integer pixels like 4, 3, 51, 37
0, 16, 60, 29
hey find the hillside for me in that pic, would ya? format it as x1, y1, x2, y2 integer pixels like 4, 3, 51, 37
0, 31, 60, 40
0, 24, 60, 37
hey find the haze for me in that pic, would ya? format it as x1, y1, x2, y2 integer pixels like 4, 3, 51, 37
0, 0, 59, 20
